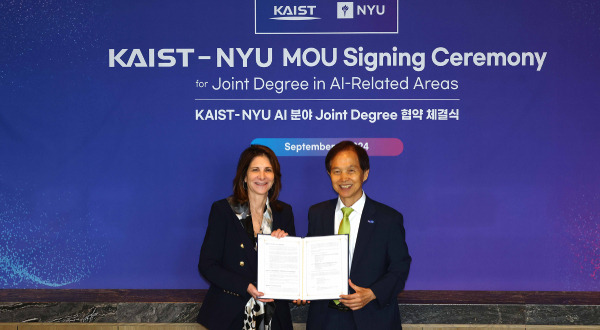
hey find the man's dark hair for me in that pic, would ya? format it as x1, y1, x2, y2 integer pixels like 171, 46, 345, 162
325, 140, 370, 173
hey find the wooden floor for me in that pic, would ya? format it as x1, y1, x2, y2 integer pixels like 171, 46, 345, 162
0, 324, 599, 330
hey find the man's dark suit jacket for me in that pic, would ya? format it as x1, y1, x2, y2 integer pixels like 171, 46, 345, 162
197, 198, 296, 330
306, 196, 411, 330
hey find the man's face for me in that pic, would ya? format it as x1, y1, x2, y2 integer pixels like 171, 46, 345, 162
328, 149, 369, 207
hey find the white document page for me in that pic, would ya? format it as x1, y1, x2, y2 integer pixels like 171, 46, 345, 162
257, 235, 302, 300
303, 235, 349, 300
257, 235, 348, 300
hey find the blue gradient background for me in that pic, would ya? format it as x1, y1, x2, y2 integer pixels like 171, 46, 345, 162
1, 0, 599, 290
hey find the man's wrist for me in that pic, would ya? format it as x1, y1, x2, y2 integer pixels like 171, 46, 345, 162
367, 288, 376, 302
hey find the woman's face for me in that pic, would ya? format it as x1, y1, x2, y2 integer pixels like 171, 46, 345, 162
244, 155, 274, 198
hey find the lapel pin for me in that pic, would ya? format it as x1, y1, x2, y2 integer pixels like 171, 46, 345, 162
368, 219, 375, 224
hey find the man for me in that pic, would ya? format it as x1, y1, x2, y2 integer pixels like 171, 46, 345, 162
306, 141, 411, 330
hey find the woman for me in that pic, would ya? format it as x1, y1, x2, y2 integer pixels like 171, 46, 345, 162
197, 145, 295, 330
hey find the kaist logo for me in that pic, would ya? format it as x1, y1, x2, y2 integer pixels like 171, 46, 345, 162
271, 5, 320, 20
337, 2, 386, 19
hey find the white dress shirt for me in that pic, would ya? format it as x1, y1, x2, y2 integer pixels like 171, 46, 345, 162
334, 191, 366, 271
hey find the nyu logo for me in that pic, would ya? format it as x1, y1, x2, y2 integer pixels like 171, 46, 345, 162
271, 5, 320, 20
337, 2, 386, 19
337, 2, 354, 19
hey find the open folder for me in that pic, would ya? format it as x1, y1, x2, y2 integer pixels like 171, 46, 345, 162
257, 234, 349, 300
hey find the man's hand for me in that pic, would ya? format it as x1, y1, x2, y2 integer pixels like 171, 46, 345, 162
339, 279, 376, 310
247, 283, 274, 303
270, 229, 288, 239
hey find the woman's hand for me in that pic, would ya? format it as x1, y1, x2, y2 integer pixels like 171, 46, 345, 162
247, 283, 274, 303
292, 299, 309, 306
270, 229, 288, 239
